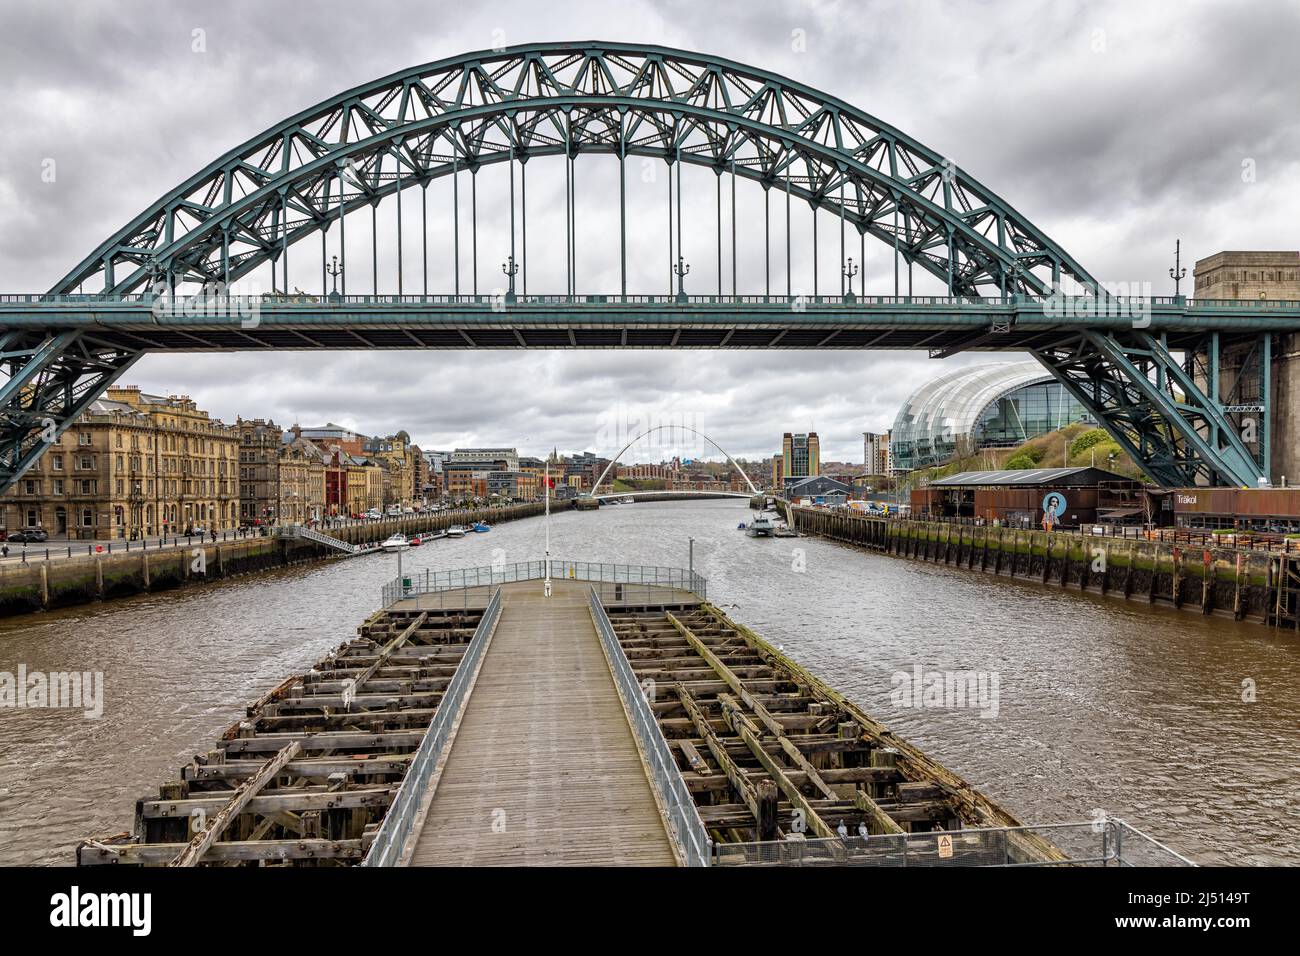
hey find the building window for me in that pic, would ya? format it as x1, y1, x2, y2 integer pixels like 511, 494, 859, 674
53, 479, 63, 495
24, 479, 36, 495
82, 508, 93, 527
79, 432, 92, 446
51, 455, 62, 471
26, 508, 37, 528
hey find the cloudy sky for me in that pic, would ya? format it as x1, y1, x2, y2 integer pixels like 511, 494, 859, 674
2, 0, 1297, 464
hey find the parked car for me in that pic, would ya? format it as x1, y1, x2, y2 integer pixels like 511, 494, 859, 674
6, 528, 48, 543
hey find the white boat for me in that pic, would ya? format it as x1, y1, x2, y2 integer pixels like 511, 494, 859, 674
381, 534, 409, 552
446, 525, 467, 538
746, 514, 776, 538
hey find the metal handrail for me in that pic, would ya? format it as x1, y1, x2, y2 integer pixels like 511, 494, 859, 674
710, 818, 1196, 867
587, 586, 711, 867
361, 586, 504, 867
381, 558, 707, 609
7, 291, 1300, 309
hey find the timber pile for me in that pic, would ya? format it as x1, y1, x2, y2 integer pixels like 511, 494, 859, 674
77, 605, 485, 866
606, 602, 1066, 864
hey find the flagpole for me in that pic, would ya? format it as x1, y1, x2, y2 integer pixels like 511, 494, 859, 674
544, 461, 552, 597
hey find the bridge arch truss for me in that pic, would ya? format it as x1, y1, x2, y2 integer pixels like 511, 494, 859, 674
0, 43, 1282, 492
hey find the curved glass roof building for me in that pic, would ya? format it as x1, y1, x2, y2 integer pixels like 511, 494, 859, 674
890, 361, 1092, 473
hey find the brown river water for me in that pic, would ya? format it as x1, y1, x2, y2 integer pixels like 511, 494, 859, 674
0, 499, 1295, 865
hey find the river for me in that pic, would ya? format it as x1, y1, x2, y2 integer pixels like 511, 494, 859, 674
0, 498, 1295, 865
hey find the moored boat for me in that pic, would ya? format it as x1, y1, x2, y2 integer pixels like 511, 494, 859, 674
381, 533, 409, 552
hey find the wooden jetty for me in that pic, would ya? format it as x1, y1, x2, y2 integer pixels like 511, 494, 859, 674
408, 582, 676, 865
605, 602, 1062, 862
79, 561, 1066, 867
77, 602, 487, 866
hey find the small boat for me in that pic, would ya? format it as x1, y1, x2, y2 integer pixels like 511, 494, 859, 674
737, 522, 748, 530
446, 525, 466, 538
381, 534, 409, 552
425, 530, 448, 541
408, 535, 422, 547
471, 521, 491, 532
746, 515, 776, 538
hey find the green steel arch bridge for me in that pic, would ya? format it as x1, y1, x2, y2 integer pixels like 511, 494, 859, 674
2, 41, 1296, 492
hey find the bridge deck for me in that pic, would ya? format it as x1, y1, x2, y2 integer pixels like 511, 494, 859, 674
408, 580, 676, 866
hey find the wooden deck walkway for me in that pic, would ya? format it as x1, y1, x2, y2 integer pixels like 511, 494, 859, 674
408, 580, 677, 866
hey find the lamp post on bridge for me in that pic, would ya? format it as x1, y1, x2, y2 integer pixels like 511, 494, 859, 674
1169, 239, 1187, 299
502, 255, 518, 304
842, 258, 859, 303
326, 255, 343, 302
674, 255, 690, 304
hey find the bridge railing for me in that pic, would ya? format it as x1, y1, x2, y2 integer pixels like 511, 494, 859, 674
587, 586, 712, 867
710, 819, 1195, 867
381, 559, 707, 609
8, 291, 1300, 310
361, 585, 504, 867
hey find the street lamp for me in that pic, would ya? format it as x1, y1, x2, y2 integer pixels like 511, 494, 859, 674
1169, 239, 1186, 298
674, 255, 691, 303
502, 255, 518, 304
842, 257, 860, 303
326, 255, 344, 301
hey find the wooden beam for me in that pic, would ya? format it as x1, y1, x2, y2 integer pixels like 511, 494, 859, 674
169, 742, 300, 867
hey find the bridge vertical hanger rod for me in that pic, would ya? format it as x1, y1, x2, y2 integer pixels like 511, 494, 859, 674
453, 160, 460, 296
223, 228, 231, 287
421, 182, 428, 297
619, 126, 626, 300
675, 148, 683, 285
716, 171, 722, 296
577, 147, 582, 293
667, 155, 673, 294
565, 124, 572, 297
839, 183, 845, 297
371, 205, 378, 294
319, 228, 325, 296
282, 192, 289, 293
908, 211, 914, 297
396, 157, 403, 296
730, 161, 737, 296
339, 166, 347, 296
471, 170, 478, 296
812, 201, 818, 297
764, 187, 770, 297
785, 164, 792, 297
893, 209, 899, 297
509, 147, 517, 288
860, 231, 866, 297
946, 231, 954, 297
521, 160, 528, 296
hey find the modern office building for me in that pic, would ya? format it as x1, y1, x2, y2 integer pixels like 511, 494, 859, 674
890, 362, 1091, 473
781, 432, 820, 481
